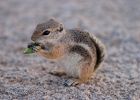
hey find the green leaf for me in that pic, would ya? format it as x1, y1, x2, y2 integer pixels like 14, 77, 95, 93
23, 47, 34, 54
23, 43, 39, 54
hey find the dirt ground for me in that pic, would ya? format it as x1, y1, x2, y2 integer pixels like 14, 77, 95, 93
0, 0, 140, 100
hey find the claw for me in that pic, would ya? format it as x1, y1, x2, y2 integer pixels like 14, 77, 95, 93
64, 79, 78, 86
32, 46, 41, 52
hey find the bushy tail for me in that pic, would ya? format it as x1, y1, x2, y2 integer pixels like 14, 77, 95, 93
89, 33, 105, 71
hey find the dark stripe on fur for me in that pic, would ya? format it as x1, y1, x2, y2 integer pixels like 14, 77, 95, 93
69, 45, 92, 64
68, 29, 96, 57
68, 29, 105, 71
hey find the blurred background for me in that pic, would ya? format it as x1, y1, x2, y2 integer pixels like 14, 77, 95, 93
0, 0, 140, 99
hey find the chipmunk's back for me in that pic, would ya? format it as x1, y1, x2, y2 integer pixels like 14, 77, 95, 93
65, 29, 105, 71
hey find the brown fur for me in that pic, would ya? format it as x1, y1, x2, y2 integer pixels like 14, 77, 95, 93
31, 19, 60, 41
30, 18, 105, 86
37, 45, 66, 59
67, 29, 96, 56
71, 63, 94, 85
88, 33, 105, 70
66, 29, 105, 71
69, 45, 92, 63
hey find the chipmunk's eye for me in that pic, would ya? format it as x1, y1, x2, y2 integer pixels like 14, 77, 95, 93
42, 30, 50, 35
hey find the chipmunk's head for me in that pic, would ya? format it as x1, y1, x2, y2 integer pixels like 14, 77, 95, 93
31, 18, 65, 44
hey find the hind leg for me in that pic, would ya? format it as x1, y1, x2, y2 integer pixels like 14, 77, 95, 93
64, 64, 93, 86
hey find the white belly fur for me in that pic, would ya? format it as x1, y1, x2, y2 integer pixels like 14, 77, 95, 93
57, 53, 82, 78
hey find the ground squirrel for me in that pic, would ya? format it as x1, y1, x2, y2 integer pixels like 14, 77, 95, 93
29, 18, 105, 86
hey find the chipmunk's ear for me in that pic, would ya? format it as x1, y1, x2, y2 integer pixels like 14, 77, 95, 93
49, 18, 55, 21
58, 23, 64, 32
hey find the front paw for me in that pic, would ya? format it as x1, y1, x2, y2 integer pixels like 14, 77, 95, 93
64, 79, 78, 86
32, 46, 41, 53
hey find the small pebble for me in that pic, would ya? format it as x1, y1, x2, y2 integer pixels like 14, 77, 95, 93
1, 61, 6, 65
9, 78, 15, 82
17, 78, 22, 82
42, 66, 46, 70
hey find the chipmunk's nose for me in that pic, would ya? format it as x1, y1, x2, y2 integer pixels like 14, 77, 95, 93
31, 35, 35, 41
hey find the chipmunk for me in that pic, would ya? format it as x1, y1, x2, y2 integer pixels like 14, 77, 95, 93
29, 18, 105, 86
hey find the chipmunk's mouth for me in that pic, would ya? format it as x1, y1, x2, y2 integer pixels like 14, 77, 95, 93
36, 43, 42, 45
32, 40, 42, 44
32, 41, 43, 45
36, 43, 43, 46
34, 42, 45, 49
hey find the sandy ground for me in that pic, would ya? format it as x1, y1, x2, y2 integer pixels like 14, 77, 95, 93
0, 0, 140, 99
